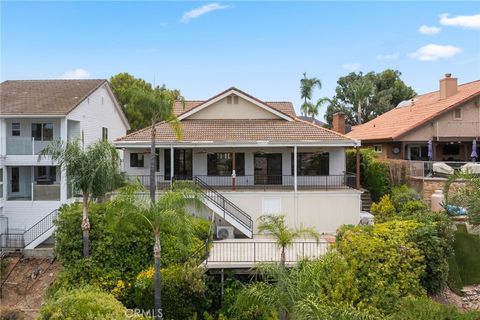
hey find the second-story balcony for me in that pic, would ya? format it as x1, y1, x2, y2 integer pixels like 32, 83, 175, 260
4, 119, 61, 155
6, 137, 52, 155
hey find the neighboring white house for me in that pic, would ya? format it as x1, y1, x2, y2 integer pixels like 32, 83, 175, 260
0, 79, 130, 249
116, 87, 362, 265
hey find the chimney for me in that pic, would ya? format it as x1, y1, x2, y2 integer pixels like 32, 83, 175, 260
439, 73, 458, 99
332, 112, 346, 134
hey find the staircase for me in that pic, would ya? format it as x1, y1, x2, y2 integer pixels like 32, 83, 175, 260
361, 189, 373, 212
194, 176, 253, 238
0, 209, 58, 250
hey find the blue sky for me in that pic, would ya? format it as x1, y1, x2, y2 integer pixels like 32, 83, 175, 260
1, 1, 479, 119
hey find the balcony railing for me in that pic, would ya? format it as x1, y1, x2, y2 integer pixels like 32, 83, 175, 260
125, 174, 356, 191
206, 240, 330, 264
7, 183, 60, 201
407, 161, 480, 178
6, 137, 52, 155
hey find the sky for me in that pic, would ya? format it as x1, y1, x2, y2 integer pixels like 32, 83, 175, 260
1, 1, 479, 119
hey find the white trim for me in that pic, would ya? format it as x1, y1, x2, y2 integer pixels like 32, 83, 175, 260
0, 115, 65, 118
177, 88, 294, 122
115, 141, 359, 148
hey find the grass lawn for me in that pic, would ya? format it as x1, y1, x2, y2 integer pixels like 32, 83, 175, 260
452, 224, 480, 286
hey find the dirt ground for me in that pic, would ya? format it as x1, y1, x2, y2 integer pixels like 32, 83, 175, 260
0, 256, 61, 320
432, 286, 480, 312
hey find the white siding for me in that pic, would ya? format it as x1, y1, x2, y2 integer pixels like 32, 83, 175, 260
67, 84, 128, 147
3, 201, 61, 230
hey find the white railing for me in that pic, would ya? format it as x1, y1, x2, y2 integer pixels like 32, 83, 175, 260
206, 240, 330, 264
6, 137, 52, 155
32, 183, 61, 201
407, 160, 480, 178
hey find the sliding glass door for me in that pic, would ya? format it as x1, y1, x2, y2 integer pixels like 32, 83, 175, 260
254, 153, 282, 185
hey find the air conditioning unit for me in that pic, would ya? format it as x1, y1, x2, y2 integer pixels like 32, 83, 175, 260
216, 226, 235, 240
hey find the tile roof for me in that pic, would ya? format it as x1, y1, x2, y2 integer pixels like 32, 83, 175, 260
346, 80, 480, 142
0, 79, 106, 115
117, 118, 354, 144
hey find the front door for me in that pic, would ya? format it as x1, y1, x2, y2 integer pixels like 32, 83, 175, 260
254, 153, 282, 185
164, 149, 193, 180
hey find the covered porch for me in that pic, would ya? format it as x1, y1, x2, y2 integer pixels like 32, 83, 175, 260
123, 145, 357, 191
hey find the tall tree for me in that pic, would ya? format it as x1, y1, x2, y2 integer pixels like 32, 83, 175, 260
300, 73, 322, 117
110, 183, 203, 320
39, 139, 120, 257
350, 78, 374, 124
324, 69, 416, 126
110, 73, 181, 132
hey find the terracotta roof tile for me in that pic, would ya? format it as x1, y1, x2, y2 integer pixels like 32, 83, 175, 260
0, 79, 106, 115
346, 80, 480, 142
117, 119, 353, 144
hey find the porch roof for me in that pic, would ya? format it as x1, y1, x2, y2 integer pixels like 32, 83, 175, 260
116, 118, 358, 147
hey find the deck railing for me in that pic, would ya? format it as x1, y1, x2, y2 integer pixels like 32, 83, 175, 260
407, 161, 480, 178
206, 240, 330, 264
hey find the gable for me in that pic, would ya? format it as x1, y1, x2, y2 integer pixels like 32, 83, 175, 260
187, 94, 282, 120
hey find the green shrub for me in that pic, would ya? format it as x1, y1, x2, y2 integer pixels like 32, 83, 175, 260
347, 149, 391, 201
336, 221, 426, 310
370, 194, 396, 223
452, 225, 480, 286
387, 296, 480, 320
133, 263, 208, 320
390, 185, 423, 211
39, 287, 134, 320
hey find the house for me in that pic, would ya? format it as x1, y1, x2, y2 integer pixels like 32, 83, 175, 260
346, 74, 480, 162
0, 79, 130, 249
115, 87, 362, 258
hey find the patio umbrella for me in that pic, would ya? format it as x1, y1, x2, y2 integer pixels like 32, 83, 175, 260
427, 140, 433, 161
471, 139, 478, 162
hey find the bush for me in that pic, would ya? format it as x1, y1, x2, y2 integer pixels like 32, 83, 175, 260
452, 225, 480, 286
370, 194, 396, 223
39, 287, 135, 320
133, 263, 208, 320
347, 149, 391, 201
387, 296, 480, 320
336, 221, 426, 310
390, 185, 423, 211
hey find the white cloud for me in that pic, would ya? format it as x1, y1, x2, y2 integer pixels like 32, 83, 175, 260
58, 68, 91, 79
419, 25, 441, 35
376, 53, 400, 60
409, 44, 462, 61
181, 3, 229, 23
342, 63, 361, 72
440, 13, 480, 29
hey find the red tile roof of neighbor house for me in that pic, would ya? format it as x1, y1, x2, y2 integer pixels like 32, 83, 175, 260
0, 79, 107, 115
347, 80, 480, 142
346, 80, 480, 142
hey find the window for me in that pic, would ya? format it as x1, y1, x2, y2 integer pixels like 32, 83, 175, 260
31, 123, 53, 141
291, 152, 329, 176
374, 145, 382, 153
453, 108, 462, 120
102, 127, 108, 141
130, 153, 144, 167
11, 123, 20, 136
164, 149, 193, 180
226, 95, 239, 105
443, 144, 460, 155
408, 145, 429, 160
207, 153, 245, 176
35, 166, 57, 184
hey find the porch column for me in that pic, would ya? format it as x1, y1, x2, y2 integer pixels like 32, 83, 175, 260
60, 118, 68, 202
355, 147, 361, 190
294, 145, 297, 192
170, 145, 174, 189
232, 150, 236, 191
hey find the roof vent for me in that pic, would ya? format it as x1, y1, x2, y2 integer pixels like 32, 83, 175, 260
396, 98, 415, 108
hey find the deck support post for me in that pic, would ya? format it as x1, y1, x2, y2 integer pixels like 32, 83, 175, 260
294, 145, 298, 192
232, 150, 236, 191
221, 268, 224, 299
170, 145, 174, 190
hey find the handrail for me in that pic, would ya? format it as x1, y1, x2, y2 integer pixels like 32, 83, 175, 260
194, 176, 253, 231
23, 209, 58, 247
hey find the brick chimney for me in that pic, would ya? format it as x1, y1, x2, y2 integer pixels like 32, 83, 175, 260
440, 73, 458, 99
332, 112, 345, 134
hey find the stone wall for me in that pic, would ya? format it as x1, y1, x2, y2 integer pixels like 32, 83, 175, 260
407, 177, 466, 208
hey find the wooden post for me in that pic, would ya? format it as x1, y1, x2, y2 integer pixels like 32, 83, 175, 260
355, 147, 361, 190
170, 145, 174, 190
294, 145, 297, 192
232, 151, 236, 191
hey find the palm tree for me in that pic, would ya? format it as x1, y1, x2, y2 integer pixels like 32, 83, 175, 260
350, 79, 373, 125
110, 182, 203, 320
128, 89, 182, 203
39, 139, 120, 257
300, 73, 322, 117
258, 215, 319, 267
